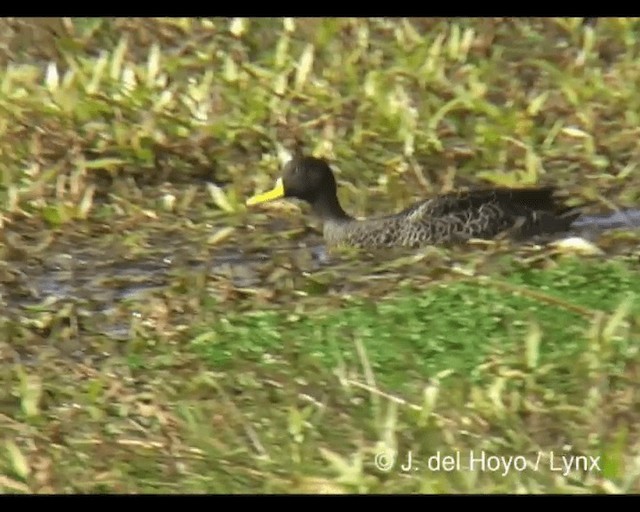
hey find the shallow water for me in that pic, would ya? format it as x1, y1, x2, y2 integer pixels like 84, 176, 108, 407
1, 208, 639, 346
572, 209, 640, 230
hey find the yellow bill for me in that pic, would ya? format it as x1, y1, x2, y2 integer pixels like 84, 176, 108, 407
246, 178, 285, 206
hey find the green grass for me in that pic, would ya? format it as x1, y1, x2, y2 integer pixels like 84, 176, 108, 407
175, 258, 639, 492
193, 258, 638, 387
1, 18, 640, 494
7, 256, 636, 493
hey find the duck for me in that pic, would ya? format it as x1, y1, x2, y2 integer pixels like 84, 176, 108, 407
246, 156, 582, 249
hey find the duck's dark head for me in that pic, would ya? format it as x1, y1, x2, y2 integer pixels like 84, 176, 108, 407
247, 156, 348, 220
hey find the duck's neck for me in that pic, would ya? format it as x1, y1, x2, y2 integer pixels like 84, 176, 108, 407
310, 195, 353, 223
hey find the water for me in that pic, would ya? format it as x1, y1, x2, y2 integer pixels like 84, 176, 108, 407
572, 209, 640, 230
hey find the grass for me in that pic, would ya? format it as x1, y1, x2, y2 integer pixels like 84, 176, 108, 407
193, 258, 638, 387
5, 256, 638, 493
0, 18, 640, 494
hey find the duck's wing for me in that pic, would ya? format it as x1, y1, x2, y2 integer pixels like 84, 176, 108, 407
401, 187, 580, 220
398, 187, 580, 239
400, 187, 562, 219
511, 207, 582, 239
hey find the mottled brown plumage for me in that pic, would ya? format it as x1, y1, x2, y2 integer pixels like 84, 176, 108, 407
246, 156, 581, 248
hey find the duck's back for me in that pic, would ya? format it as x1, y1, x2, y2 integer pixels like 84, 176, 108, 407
401, 187, 560, 218
325, 187, 581, 248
